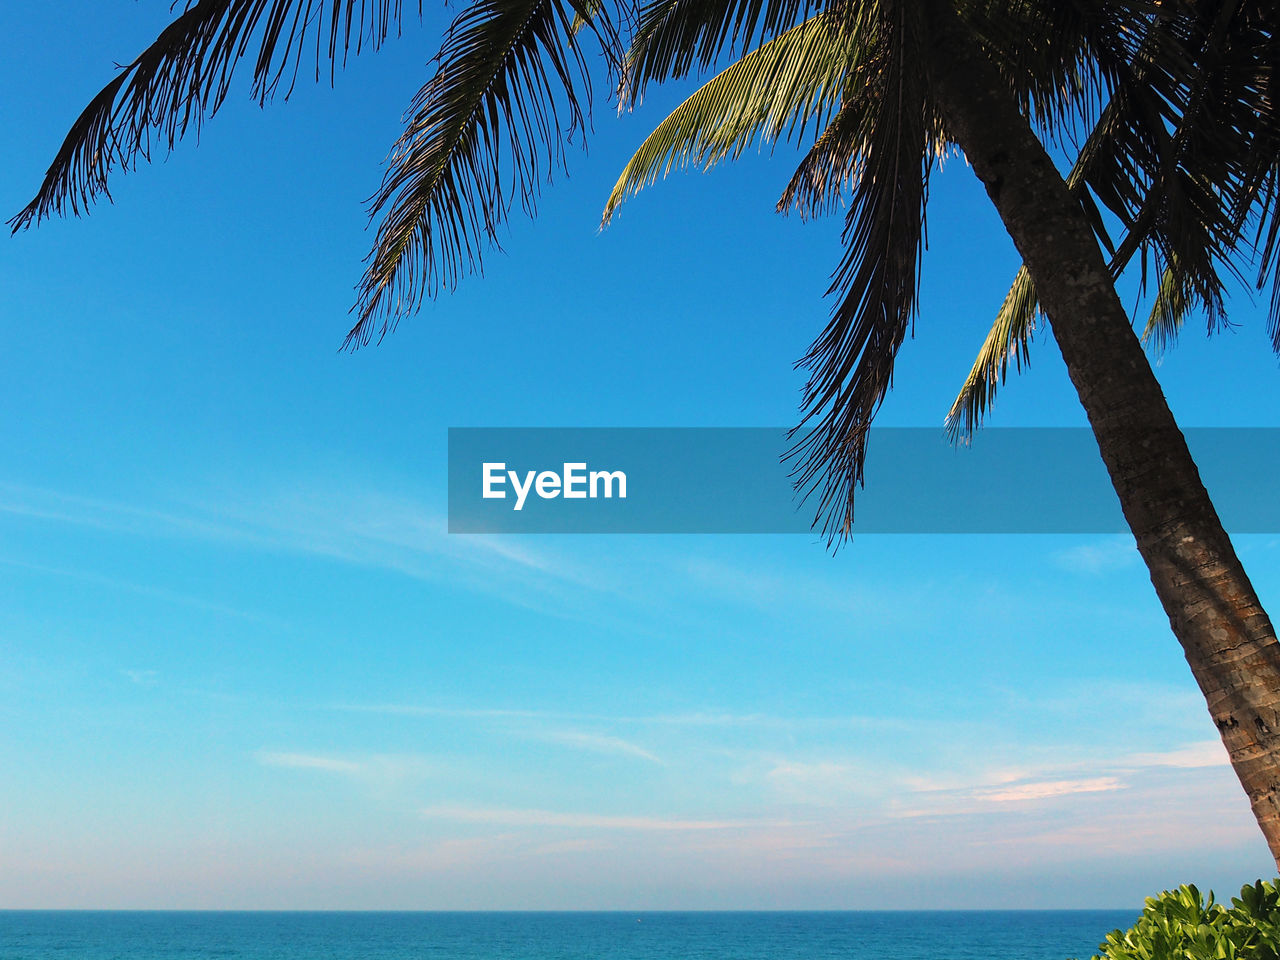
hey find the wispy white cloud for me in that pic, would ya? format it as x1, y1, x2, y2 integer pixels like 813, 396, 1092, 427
0, 481, 575, 580
335, 704, 664, 763
420, 806, 777, 831
887, 736, 1230, 810
975, 776, 1125, 803
1052, 537, 1140, 574
256, 751, 363, 774
1125, 740, 1229, 769
254, 750, 439, 785
637, 711, 896, 730
337, 701, 890, 731
0, 484, 260, 543
884, 737, 1235, 820
763, 760, 883, 806
122, 669, 159, 687
335, 703, 566, 721
530, 730, 662, 763
0, 554, 276, 624
183, 486, 577, 589
639, 711, 775, 727
900, 766, 1035, 794
0, 480, 613, 617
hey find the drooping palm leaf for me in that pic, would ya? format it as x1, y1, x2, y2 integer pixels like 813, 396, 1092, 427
1142, 261, 1194, 355
775, 90, 873, 221
944, 95, 1116, 439
943, 2, 1192, 437
10, 0, 420, 230
1079, 0, 1277, 342
785, 4, 937, 542
1258, 161, 1280, 352
601, 13, 855, 224
345, 0, 617, 345
944, 266, 1039, 438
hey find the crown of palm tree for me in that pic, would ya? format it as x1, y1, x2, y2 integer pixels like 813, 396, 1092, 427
9, 0, 1278, 538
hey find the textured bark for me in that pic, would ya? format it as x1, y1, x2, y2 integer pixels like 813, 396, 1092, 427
923, 3, 1280, 866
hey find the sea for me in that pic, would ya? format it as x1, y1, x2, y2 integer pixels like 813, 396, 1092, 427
0, 910, 1137, 960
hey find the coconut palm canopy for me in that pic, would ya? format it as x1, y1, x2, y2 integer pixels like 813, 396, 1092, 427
11, 0, 1278, 534
12, 0, 1280, 866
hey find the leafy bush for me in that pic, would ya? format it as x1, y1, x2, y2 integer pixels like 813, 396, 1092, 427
1081, 881, 1280, 960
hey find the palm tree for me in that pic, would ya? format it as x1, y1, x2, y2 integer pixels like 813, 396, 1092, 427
11, 0, 1280, 865
947, 1, 1280, 435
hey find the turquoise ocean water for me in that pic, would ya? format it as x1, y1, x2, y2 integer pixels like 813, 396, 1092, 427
0, 911, 1137, 960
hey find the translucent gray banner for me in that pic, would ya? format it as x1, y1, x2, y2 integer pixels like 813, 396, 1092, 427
447, 427, 1280, 534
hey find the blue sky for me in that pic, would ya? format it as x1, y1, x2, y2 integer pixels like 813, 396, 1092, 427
2, 2, 1279, 909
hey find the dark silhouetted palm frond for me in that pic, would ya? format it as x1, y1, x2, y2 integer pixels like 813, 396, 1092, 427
346, 0, 618, 345
784, 5, 937, 542
10, 0, 421, 231
775, 92, 873, 220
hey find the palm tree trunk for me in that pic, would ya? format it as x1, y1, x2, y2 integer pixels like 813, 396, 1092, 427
922, 2, 1280, 867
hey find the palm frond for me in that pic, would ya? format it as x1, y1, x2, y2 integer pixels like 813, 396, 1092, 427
11, 0, 420, 230
1087, 0, 1274, 322
785, 6, 935, 543
346, 0, 616, 346
621, 0, 829, 104
944, 91, 1117, 438
1141, 261, 1192, 355
1246, 25, 1280, 355
775, 94, 867, 221
962, 0, 1153, 144
601, 14, 853, 224
1259, 162, 1280, 354
944, 266, 1039, 439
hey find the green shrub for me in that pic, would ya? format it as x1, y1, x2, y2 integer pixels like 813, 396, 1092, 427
1080, 881, 1280, 960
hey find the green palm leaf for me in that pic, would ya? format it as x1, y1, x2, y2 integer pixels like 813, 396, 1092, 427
601, 13, 853, 224
623, 0, 821, 102
1142, 262, 1193, 356
944, 266, 1039, 439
